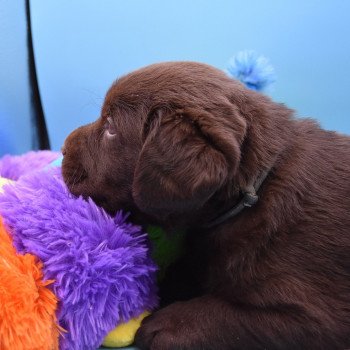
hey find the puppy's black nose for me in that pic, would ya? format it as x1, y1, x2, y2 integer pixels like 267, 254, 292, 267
61, 146, 67, 156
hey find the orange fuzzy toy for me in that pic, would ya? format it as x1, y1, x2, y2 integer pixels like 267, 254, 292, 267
0, 217, 59, 350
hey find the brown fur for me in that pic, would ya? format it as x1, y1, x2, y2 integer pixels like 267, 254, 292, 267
62, 62, 350, 349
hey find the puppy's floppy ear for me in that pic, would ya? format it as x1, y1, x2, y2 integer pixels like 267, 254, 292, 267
132, 106, 246, 220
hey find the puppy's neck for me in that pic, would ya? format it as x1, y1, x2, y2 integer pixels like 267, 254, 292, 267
199, 95, 296, 230
201, 165, 273, 229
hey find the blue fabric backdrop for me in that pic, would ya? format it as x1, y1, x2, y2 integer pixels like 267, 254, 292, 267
29, 0, 350, 151
0, 0, 32, 156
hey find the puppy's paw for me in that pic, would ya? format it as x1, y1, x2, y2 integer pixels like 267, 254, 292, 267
134, 301, 205, 350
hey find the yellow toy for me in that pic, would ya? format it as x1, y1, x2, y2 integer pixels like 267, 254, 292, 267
102, 311, 150, 347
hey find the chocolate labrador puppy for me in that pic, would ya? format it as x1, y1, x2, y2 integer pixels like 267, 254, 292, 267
62, 62, 350, 350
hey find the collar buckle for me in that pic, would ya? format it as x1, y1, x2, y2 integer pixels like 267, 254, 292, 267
243, 192, 259, 207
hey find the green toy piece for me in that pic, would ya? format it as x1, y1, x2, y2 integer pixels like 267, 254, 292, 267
146, 225, 186, 281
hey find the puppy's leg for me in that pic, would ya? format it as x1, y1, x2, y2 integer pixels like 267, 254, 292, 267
134, 294, 341, 350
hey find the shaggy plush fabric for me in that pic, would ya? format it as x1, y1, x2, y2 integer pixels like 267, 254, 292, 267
0, 217, 59, 350
0, 168, 158, 350
0, 150, 60, 180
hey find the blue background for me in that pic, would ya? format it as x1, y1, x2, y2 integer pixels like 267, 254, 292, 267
27, 0, 350, 152
0, 0, 33, 155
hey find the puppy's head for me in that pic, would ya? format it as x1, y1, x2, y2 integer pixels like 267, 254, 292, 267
62, 62, 248, 226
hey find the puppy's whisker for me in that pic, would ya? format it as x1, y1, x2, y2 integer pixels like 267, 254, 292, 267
68, 168, 78, 186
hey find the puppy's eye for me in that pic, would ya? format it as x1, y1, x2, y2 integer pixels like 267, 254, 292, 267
104, 117, 117, 137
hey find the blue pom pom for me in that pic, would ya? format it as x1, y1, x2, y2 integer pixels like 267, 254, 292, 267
227, 51, 276, 91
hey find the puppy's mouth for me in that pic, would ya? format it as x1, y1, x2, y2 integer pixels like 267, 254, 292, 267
65, 169, 87, 185
62, 163, 89, 193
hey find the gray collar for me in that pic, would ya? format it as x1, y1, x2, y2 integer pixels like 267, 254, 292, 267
202, 168, 270, 229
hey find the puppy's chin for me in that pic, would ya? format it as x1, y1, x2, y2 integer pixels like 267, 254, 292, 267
61, 157, 95, 205
93, 199, 160, 229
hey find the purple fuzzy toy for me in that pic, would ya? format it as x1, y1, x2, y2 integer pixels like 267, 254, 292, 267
0, 168, 158, 350
0, 150, 60, 180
